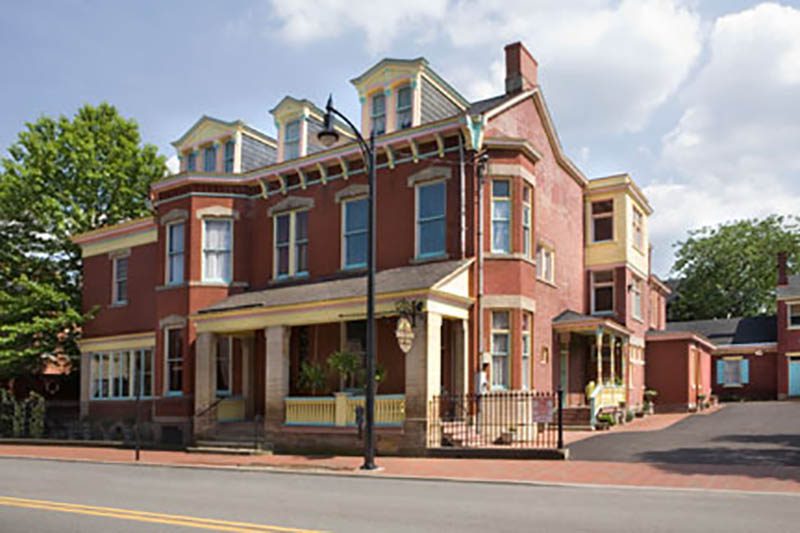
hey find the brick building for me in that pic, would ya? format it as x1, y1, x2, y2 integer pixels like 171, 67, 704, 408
72, 42, 669, 452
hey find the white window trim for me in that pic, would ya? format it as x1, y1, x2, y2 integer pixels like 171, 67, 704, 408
91, 349, 153, 401
536, 244, 555, 284
631, 277, 643, 321
591, 270, 615, 315
201, 217, 233, 284
490, 310, 511, 391
415, 179, 447, 260
721, 358, 744, 388
396, 84, 413, 130
273, 209, 309, 279
165, 221, 185, 286
491, 179, 511, 254
370, 92, 386, 136
522, 186, 532, 258
283, 119, 302, 161
164, 327, 183, 397
112, 255, 129, 306
632, 207, 644, 251
591, 199, 614, 243
216, 336, 233, 397
788, 303, 800, 330
521, 313, 531, 390
341, 197, 368, 270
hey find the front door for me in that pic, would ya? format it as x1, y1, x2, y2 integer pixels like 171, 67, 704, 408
789, 358, 800, 397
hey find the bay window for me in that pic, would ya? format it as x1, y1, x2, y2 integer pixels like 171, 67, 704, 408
491, 311, 510, 389
343, 198, 367, 269
274, 210, 309, 278
491, 180, 511, 253
202, 219, 232, 283
91, 349, 153, 399
416, 181, 446, 258
632, 277, 643, 320
522, 185, 532, 258
166, 222, 185, 285
592, 270, 615, 315
591, 200, 613, 242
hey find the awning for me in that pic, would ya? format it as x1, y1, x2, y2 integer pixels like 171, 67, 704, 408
551, 310, 631, 337
193, 259, 473, 333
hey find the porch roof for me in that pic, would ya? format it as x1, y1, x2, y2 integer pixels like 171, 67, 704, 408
551, 310, 632, 337
193, 259, 473, 332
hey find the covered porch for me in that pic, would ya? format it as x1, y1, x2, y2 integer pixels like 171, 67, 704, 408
191, 259, 473, 454
553, 311, 632, 428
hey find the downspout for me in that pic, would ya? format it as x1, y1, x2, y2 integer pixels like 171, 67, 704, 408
476, 152, 489, 365
458, 135, 466, 260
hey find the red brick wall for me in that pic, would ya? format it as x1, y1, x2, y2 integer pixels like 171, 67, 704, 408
645, 339, 690, 410
712, 352, 778, 401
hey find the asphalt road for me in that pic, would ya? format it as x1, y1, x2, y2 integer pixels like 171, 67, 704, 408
569, 401, 800, 465
0, 457, 798, 532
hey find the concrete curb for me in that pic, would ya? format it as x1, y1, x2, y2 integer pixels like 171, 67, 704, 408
1, 453, 798, 498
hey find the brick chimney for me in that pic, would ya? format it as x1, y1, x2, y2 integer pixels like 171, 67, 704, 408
777, 251, 789, 285
504, 42, 538, 94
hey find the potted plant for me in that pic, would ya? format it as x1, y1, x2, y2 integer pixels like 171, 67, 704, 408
697, 393, 707, 411
327, 350, 361, 393
644, 389, 658, 415
297, 361, 327, 396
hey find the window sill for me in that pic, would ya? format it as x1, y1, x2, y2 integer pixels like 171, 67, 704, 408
591, 310, 615, 317
485, 253, 536, 267
410, 253, 450, 265
109, 302, 128, 309
90, 396, 154, 402
189, 281, 249, 288
537, 277, 557, 288
271, 273, 309, 285
722, 383, 744, 388
589, 239, 616, 245
341, 264, 367, 273
165, 391, 184, 398
156, 282, 187, 292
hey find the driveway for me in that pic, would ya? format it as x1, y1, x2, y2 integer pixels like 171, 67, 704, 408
568, 402, 800, 465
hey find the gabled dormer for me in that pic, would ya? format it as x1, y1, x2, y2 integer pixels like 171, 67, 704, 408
172, 116, 276, 174
351, 58, 470, 137
270, 96, 352, 163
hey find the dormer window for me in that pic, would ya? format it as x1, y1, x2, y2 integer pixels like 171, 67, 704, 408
224, 140, 235, 173
396, 85, 413, 130
186, 152, 196, 172
371, 93, 386, 136
284, 120, 301, 160
203, 145, 216, 172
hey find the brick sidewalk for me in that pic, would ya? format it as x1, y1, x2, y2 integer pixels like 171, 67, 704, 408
1, 441, 798, 495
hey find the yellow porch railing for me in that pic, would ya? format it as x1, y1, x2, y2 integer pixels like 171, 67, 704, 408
588, 383, 626, 427
284, 394, 405, 427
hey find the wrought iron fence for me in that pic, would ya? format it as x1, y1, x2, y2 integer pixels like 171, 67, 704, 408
428, 390, 563, 449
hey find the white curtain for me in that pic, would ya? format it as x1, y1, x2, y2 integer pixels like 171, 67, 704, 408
204, 220, 231, 281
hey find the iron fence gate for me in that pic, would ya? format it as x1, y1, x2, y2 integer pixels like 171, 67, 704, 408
428, 390, 563, 449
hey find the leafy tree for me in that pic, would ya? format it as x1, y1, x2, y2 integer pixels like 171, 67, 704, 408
0, 103, 166, 378
668, 215, 800, 321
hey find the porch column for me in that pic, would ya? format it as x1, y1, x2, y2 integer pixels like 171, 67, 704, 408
403, 311, 442, 452
241, 334, 255, 419
79, 352, 90, 418
595, 329, 604, 385
559, 333, 570, 407
622, 340, 630, 402
609, 336, 617, 384
194, 332, 217, 437
452, 319, 469, 396
264, 326, 290, 435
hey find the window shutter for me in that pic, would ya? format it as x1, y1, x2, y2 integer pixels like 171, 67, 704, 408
740, 359, 750, 384
716, 360, 725, 385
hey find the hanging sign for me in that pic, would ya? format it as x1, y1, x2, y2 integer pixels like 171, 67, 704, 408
395, 316, 415, 354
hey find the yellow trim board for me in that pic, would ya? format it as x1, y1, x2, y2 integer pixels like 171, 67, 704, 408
80, 228, 157, 258
78, 332, 156, 352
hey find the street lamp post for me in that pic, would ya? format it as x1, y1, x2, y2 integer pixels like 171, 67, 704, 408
318, 95, 378, 470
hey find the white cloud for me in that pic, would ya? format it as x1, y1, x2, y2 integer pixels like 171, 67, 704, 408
652, 2, 800, 273
165, 155, 180, 175
267, 0, 702, 134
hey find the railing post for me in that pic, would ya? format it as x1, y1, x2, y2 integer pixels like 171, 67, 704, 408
557, 388, 564, 450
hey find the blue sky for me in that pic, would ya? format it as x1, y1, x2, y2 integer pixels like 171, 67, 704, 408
2, 1, 799, 275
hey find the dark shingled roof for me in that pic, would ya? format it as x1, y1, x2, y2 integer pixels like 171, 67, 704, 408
552, 310, 594, 324
200, 259, 471, 314
777, 274, 800, 299
666, 316, 777, 345
468, 94, 515, 115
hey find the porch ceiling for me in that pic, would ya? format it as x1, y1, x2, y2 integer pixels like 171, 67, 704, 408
552, 310, 631, 338
192, 259, 473, 333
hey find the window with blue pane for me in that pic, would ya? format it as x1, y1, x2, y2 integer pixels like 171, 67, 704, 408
186, 152, 196, 171
224, 140, 235, 172
417, 181, 446, 258
343, 199, 367, 268
203, 146, 216, 172
491, 180, 511, 253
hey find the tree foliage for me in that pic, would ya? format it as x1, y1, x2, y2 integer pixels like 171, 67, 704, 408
668, 215, 800, 321
0, 103, 166, 377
